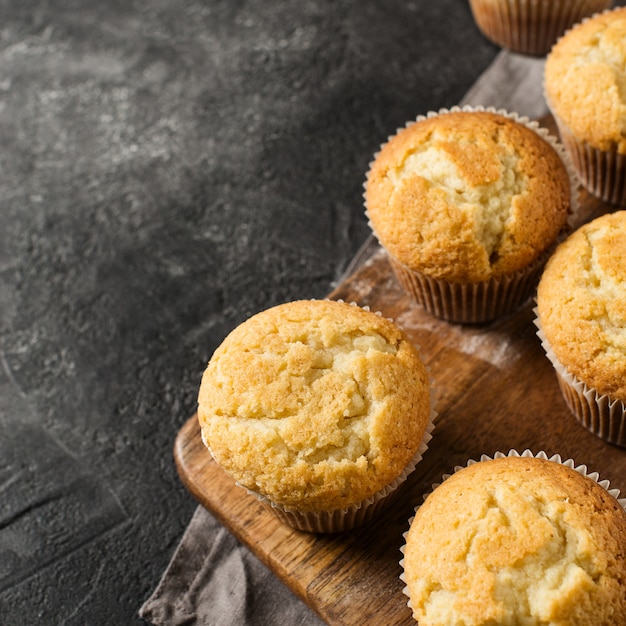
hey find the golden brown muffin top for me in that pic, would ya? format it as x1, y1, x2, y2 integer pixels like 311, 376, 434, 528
545, 7, 626, 153
403, 455, 626, 626
365, 110, 571, 282
536, 211, 626, 402
197, 299, 431, 512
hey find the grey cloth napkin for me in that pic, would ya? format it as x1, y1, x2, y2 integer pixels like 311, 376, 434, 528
461, 50, 547, 119
139, 506, 321, 626
139, 49, 547, 626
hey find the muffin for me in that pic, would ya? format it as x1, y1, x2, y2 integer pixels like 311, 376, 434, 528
545, 7, 626, 206
197, 299, 434, 533
364, 107, 574, 323
401, 451, 626, 626
469, 0, 613, 56
535, 211, 626, 446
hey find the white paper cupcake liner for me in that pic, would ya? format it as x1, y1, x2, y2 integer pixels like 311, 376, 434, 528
552, 115, 626, 207
202, 300, 438, 533
534, 311, 626, 447
468, 0, 612, 56
387, 241, 553, 324
399, 449, 626, 614
364, 106, 579, 323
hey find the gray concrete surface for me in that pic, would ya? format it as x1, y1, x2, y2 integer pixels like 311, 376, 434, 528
0, 2, 497, 623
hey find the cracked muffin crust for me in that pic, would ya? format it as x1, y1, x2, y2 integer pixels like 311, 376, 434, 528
402, 455, 626, 626
545, 7, 626, 155
536, 211, 626, 403
365, 110, 571, 283
197, 299, 431, 514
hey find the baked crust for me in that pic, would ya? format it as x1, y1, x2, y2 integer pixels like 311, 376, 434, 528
545, 7, 626, 154
197, 299, 431, 512
537, 211, 626, 402
365, 111, 570, 282
403, 456, 626, 626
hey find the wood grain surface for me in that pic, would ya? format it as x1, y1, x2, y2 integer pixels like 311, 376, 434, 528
174, 181, 625, 625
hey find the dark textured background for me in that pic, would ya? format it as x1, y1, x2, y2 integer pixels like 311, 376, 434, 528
0, 1, 498, 623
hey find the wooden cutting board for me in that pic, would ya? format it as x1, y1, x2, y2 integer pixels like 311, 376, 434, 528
174, 149, 626, 626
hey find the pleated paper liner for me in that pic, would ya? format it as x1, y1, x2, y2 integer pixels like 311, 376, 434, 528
468, 0, 613, 56
552, 117, 626, 207
535, 315, 626, 448
388, 242, 552, 324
